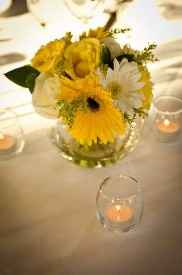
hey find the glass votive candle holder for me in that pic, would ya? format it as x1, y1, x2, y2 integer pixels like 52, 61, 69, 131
0, 108, 25, 160
96, 174, 143, 233
153, 96, 182, 143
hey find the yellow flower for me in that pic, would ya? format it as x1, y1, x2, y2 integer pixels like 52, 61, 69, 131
67, 78, 125, 145
63, 38, 100, 79
58, 74, 101, 102
32, 34, 71, 73
80, 27, 110, 41
139, 66, 153, 110
57, 77, 83, 102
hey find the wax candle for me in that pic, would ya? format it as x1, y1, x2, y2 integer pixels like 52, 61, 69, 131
106, 204, 133, 223
156, 119, 180, 134
0, 133, 16, 153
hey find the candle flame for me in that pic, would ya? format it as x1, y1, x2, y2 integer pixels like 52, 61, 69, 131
164, 119, 170, 126
0, 133, 4, 140
115, 205, 121, 211
106, 205, 133, 222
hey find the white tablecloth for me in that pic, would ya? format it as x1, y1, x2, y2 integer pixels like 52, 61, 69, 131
0, 126, 182, 275
0, 1, 182, 274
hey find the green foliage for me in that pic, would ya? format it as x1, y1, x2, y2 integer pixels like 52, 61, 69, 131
5, 65, 40, 93
116, 43, 158, 66
101, 41, 157, 68
101, 46, 112, 66
54, 59, 65, 77
135, 43, 158, 64
110, 27, 131, 37
100, 64, 109, 75
64, 32, 73, 44
57, 98, 86, 126
124, 108, 148, 124
116, 53, 136, 63
124, 112, 136, 124
133, 108, 148, 117
57, 100, 76, 126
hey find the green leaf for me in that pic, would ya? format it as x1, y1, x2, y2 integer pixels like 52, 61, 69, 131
25, 71, 40, 93
101, 46, 112, 66
5, 65, 40, 93
116, 53, 136, 63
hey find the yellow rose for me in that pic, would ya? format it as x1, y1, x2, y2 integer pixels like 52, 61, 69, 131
32, 39, 67, 73
139, 66, 153, 110
63, 38, 100, 79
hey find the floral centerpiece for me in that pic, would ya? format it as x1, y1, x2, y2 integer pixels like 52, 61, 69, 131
5, 27, 156, 167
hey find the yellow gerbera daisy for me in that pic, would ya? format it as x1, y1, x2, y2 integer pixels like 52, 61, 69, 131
58, 74, 100, 102
68, 79, 126, 145
32, 33, 72, 73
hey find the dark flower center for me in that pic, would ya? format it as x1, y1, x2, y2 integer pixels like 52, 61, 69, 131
87, 97, 100, 111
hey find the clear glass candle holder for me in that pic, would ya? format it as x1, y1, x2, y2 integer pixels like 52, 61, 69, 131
153, 96, 182, 143
96, 174, 143, 233
0, 108, 25, 160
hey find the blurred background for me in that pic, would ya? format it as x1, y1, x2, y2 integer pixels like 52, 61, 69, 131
0, 0, 182, 59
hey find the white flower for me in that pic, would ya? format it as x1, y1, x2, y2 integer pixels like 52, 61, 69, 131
98, 58, 144, 115
103, 37, 122, 59
32, 73, 60, 119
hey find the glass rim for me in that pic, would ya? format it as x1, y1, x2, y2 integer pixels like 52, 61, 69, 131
153, 95, 182, 115
0, 107, 18, 128
96, 174, 140, 203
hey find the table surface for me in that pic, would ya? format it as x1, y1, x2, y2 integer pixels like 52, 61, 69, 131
0, 126, 182, 275
0, 1, 182, 274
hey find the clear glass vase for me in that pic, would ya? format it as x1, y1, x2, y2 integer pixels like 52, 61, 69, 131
51, 115, 144, 167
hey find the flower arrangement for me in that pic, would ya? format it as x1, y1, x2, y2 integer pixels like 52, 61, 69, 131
5, 27, 156, 154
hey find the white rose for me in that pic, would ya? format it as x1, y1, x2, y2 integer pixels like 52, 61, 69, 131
32, 73, 60, 119
103, 37, 122, 59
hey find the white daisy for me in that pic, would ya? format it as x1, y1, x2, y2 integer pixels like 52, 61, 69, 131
98, 58, 144, 115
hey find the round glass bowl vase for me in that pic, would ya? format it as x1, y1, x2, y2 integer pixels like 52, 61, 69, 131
96, 174, 143, 233
0, 108, 25, 160
51, 115, 145, 168
152, 96, 182, 143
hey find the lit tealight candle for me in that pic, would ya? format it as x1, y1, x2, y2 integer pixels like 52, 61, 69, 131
0, 133, 16, 153
106, 204, 133, 223
156, 119, 180, 134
